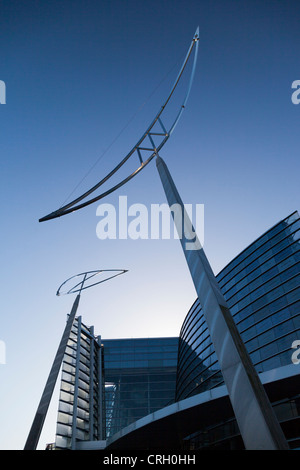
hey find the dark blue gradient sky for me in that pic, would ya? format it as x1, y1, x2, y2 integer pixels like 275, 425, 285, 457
0, 0, 299, 449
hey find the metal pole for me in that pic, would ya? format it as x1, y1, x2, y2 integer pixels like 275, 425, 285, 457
24, 294, 81, 450
156, 155, 289, 450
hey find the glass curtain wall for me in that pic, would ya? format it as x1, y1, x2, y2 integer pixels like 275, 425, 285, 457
176, 211, 300, 400
102, 337, 178, 437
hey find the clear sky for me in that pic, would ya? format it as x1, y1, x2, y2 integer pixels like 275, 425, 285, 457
0, 0, 299, 450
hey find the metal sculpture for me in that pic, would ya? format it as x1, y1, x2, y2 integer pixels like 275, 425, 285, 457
39, 27, 200, 222
56, 269, 128, 296
37, 29, 288, 449
24, 269, 127, 450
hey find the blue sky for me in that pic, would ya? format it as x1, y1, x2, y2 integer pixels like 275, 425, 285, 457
0, 0, 299, 450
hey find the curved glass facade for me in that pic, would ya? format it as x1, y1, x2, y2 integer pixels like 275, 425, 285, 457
176, 211, 300, 401
182, 394, 300, 450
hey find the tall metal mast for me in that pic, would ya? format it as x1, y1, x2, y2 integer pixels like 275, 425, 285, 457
156, 155, 289, 450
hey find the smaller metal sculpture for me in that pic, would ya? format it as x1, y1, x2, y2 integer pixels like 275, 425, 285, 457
56, 269, 128, 296
24, 269, 127, 450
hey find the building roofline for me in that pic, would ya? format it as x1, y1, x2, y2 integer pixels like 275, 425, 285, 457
217, 210, 299, 279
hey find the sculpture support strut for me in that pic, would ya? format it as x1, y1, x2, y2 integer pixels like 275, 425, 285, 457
156, 155, 289, 450
24, 294, 81, 450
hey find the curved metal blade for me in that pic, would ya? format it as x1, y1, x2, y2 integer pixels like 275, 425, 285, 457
56, 269, 128, 295
39, 27, 199, 222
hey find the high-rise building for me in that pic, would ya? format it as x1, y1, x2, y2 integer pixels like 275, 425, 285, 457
54, 328, 178, 449
54, 317, 105, 450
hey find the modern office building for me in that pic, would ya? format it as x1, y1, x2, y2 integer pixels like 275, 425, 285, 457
54, 325, 178, 449
51, 211, 299, 450
102, 337, 178, 438
174, 210, 300, 449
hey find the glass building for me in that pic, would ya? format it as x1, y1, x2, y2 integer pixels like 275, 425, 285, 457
102, 337, 179, 437
175, 211, 300, 449
176, 210, 300, 400
54, 330, 178, 448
